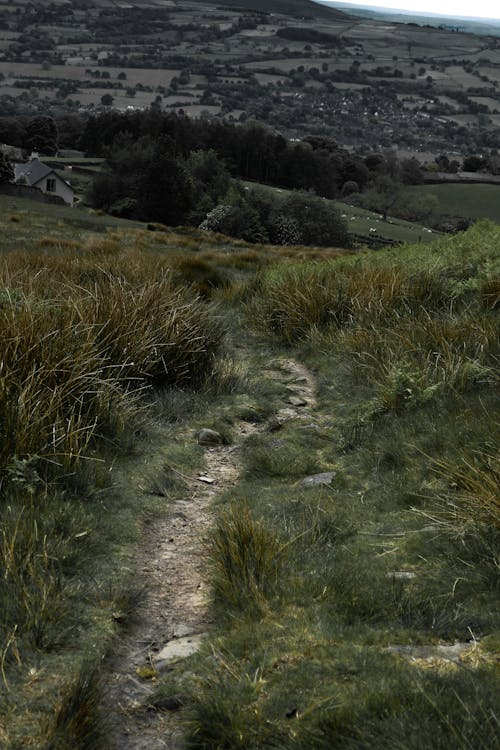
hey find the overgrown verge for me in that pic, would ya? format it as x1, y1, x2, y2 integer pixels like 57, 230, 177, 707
0, 241, 224, 748
150, 221, 500, 748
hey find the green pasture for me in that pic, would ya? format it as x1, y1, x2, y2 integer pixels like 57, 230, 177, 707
409, 183, 500, 223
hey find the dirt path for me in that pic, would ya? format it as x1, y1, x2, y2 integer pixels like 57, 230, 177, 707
103, 358, 316, 749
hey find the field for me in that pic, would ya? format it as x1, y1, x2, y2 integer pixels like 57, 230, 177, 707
408, 184, 500, 223
0, 191, 498, 747
1, 0, 500, 153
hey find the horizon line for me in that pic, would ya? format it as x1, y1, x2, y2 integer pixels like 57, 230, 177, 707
313, 0, 500, 23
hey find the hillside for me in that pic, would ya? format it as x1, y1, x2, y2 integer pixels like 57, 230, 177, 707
0, 190, 499, 747
194, 0, 349, 18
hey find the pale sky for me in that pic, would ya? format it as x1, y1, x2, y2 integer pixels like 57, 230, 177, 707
318, 0, 500, 21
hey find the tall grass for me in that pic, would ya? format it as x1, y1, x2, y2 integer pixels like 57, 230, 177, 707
249, 223, 499, 410
0, 248, 223, 481
209, 505, 285, 619
0, 238, 225, 746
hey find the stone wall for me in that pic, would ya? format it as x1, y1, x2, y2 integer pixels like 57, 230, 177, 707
0, 183, 66, 205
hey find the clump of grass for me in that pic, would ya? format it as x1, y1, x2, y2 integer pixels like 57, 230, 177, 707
0, 292, 139, 478
41, 659, 104, 750
37, 237, 82, 251
171, 255, 230, 298
146, 464, 187, 498
306, 665, 500, 750
0, 486, 83, 654
243, 433, 321, 478
418, 450, 500, 580
85, 273, 223, 387
209, 505, 285, 619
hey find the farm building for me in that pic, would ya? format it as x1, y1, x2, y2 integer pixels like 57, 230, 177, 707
14, 156, 75, 205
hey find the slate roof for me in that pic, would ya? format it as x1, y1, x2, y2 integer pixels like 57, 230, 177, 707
14, 158, 54, 186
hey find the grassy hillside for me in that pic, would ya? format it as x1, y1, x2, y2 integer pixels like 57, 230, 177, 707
0, 200, 498, 747
151, 221, 500, 748
408, 183, 500, 224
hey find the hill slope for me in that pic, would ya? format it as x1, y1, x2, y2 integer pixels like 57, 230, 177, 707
194, 0, 348, 18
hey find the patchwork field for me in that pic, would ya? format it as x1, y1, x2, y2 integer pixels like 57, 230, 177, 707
1, 0, 499, 153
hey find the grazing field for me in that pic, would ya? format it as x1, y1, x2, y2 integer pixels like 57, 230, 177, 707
408, 184, 500, 223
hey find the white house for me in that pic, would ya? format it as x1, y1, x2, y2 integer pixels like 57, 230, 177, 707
14, 157, 75, 205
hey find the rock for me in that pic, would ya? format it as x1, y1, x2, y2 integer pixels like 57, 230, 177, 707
286, 384, 307, 394
157, 633, 206, 662
197, 428, 223, 446
298, 471, 337, 487
288, 396, 307, 407
277, 408, 300, 420
173, 624, 196, 638
266, 417, 283, 433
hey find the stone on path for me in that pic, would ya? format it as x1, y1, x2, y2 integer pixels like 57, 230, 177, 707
288, 396, 307, 407
197, 428, 223, 446
157, 633, 206, 663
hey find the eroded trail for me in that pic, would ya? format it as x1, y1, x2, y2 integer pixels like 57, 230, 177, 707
103, 358, 316, 750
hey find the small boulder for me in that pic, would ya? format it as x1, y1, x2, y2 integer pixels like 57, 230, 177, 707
157, 633, 206, 662
288, 396, 307, 407
197, 428, 223, 446
298, 471, 336, 487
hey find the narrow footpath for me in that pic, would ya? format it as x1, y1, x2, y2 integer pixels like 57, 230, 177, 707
103, 358, 317, 749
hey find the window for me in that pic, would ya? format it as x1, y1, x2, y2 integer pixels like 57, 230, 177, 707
46, 178, 56, 193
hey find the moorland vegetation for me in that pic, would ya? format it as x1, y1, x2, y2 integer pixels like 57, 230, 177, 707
0, 190, 498, 747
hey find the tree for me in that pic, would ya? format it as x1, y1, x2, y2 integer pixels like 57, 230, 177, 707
281, 191, 349, 247
360, 176, 401, 221
0, 153, 14, 184
100, 93, 114, 107
26, 116, 58, 155
90, 135, 195, 226
199, 203, 267, 243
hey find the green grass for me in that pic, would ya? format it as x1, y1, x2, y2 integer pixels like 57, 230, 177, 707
150, 220, 500, 749
2, 201, 499, 747
408, 183, 500, 223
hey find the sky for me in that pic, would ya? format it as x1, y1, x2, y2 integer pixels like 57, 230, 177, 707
317, 0, 500, 21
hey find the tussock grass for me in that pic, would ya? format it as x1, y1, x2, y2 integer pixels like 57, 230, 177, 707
209, 505, 285, 618
0, 250, 223, 479
243, 433, 321, 478
41, 659, 104, 750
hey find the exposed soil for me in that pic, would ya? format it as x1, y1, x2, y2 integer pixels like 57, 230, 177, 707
103, 358, 316, 749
